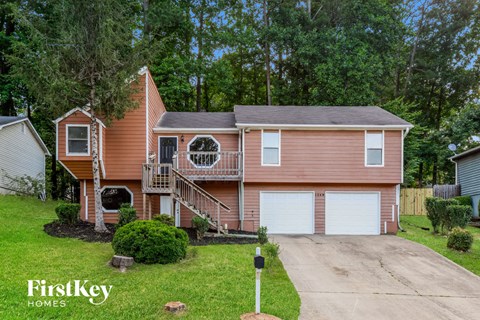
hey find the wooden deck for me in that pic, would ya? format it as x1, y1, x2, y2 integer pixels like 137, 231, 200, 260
173, 151, 242, 181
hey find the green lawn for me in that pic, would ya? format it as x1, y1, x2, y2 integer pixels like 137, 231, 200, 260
0, 196, 300, 319
398, 215, 480, 276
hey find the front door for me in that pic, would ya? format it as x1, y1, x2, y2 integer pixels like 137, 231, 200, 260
159, 137, 177, 164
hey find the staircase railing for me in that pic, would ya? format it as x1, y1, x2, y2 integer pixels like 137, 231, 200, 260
141, 163, 174, 193
172, 168, 230, 234
173, 151, 242, 180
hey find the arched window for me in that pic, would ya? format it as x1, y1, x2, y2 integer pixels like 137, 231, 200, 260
101, 186, 133, 212
187, 135, 220, 168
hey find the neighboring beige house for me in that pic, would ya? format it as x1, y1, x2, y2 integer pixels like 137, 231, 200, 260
56, 68, 413, 235
0, 116, 51, 194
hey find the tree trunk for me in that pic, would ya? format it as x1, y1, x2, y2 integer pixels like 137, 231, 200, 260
403, 4, 424, 95
418, 162, 423, 187
263, 0, 271, 105
196, 1, 205, 112
90, 106, 107, 232
51, 157, 58, 200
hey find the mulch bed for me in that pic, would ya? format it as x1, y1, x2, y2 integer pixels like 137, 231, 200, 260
44, 221, 258, 245
470, 217, 480, 228
181, 228, 258, 246
44, 220, 116, 243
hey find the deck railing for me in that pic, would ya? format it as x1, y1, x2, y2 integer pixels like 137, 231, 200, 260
172, 151, 242, 180
141, 163, 175, 193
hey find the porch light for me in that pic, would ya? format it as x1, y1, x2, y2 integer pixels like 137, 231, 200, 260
181, 135, 184, 143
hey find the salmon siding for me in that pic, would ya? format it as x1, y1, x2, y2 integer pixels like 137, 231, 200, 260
55, 68, 412, 235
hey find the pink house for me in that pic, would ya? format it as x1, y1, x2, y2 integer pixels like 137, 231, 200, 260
55, 68, 412, 235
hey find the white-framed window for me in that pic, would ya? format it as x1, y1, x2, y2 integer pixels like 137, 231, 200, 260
101, 186, 134, 212
187, 135, 221, 168
365, 131, 384, 166
66, 124, 90, 155
262, 130, 281, 166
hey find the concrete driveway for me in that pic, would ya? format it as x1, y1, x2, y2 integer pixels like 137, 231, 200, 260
272, 235, 480, 320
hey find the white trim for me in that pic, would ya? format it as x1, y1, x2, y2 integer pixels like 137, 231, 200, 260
83, 180, 88, 221
384, 221, 387, 234
153, 128, 238, 134
261, 129, 281, 166
53, 107, 105, 128
455, 162, 458, 185
242, 129, 246, 180
391, 204, 395, 222
0, 117, 28, 129
158, 136, 179, 163
365, 130, 385, 167
325, 191, 381, 235
236, 123, 413, 130
401, 129, 404, 183
99, 126, 106, 178
138, 66, 148, 75
55, 121, 59, 161
145, 71, 149, 162
58, 160, 78, 179
259, 191, 315, 235
100, 185, 134, 213
66, 124, 90, 156
187, 135, 221, 169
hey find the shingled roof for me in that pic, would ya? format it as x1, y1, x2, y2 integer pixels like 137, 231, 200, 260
157, 112, 236, 129
0, 116, 25, 127
234, 106, 413, 127
155, 106, 413, 129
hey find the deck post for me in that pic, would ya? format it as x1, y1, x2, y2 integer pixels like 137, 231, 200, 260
148, 195, 152, 220
217, 202, 221, 235
143, 193, 146, 220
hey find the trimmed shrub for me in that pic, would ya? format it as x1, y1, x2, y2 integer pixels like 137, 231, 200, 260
446, 205, 472, 229
153, 213, 175, 226
112, 220, 188, 264
117, 203, 137, 228
452, 196, 472, 207
447, 227, 473, 252
192, 216, 209, 240
257, 226, 268, 245
55, 203, 81, 225
425, 197, 441, 233
263, 242, 280, 268
436, 198, 459, 232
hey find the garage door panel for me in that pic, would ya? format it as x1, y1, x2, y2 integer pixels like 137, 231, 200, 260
326, 192, 380, 235
260, 192, 314, 234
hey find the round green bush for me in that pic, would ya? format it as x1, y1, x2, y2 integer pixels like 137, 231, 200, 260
153, 213, 175, 226
447, 227, 473, 252
112, 220, 189, 264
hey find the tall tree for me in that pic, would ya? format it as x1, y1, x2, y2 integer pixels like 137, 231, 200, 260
401, 0, 480, 186
11, 0, 145, 232
0, 1, 19, 116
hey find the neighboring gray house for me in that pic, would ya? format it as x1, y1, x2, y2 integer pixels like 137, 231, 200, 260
451, 145, 480, 217
0, 116, 51, 194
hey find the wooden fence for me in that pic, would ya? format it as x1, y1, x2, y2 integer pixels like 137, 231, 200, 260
400, 188, 433, 215
433, 184, 461, 199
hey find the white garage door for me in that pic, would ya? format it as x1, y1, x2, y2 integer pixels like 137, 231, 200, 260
260, 192, 314, 234
325, 192, 380, 235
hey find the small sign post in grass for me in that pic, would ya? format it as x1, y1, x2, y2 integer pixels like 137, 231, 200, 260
254, 247, 265, 314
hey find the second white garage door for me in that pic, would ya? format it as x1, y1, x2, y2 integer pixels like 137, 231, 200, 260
260, 192, 314, 234
325, 192, 380, 235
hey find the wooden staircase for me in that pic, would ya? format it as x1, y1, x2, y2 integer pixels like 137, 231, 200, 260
142, 163, 230, 233
172, 169, 230, 234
